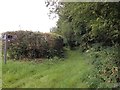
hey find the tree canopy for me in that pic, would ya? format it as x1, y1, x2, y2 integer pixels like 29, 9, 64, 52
47, 2, 120, 49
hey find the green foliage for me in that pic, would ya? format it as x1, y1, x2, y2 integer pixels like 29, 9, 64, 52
85, 45, 119, 88
50, 2, 120, 49
2, 31, 64, 60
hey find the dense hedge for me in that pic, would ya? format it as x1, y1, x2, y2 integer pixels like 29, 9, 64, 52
51, 3, 120, 50
84, 45, 120, 88
2, 31, 64, 59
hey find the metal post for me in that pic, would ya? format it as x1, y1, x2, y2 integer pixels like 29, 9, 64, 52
4, 34, 7, 64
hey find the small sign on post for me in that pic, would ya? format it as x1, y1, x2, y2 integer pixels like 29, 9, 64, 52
2, 33, 17, 64
4, 34, 7, 64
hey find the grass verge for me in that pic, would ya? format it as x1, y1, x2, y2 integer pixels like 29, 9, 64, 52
2, 50, 94, 88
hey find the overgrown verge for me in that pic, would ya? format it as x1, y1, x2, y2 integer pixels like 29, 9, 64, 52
83, 44, 120, 88
2, 31, 64, 60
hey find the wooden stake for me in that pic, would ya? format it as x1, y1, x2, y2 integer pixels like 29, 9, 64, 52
4, 34, 7, 64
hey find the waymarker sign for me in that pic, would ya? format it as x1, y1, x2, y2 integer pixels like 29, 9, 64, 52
2, 34, 17, 64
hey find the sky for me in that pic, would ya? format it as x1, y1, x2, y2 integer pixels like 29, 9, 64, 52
0, 0, 58, 34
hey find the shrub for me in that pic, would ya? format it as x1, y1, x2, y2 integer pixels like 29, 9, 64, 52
85, 45, 119, 88
2, 31, 64, 60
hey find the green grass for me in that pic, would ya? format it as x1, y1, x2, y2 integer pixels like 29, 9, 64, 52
2, 50, 95, 88
0, 61, 1, 89
0, 57, 1, 89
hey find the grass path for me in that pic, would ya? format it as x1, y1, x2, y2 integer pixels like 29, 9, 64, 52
0, 40, 2, 89
2, 50, 95, 88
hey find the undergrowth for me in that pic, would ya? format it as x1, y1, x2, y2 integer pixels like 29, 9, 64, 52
84, 44, 119, 88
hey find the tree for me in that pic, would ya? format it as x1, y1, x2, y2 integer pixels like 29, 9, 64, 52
46, 2, 120, 49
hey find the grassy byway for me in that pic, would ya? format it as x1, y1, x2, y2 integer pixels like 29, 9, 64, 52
2, 50, 96, 88
0, 41, 2, 89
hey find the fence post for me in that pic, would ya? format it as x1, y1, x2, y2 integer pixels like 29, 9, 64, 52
4, 34, 7, 64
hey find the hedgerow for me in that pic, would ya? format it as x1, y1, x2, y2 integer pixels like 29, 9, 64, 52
2, 31, 64, 60
84, 45, 120, 88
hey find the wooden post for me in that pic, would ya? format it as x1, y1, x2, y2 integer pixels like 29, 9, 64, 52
4, 34, 7, 64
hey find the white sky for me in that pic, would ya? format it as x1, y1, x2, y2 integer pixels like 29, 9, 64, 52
0, 0, 58, 34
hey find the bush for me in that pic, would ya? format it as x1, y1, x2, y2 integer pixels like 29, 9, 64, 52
2, 31, 64, 60
85, 45, 119, 88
